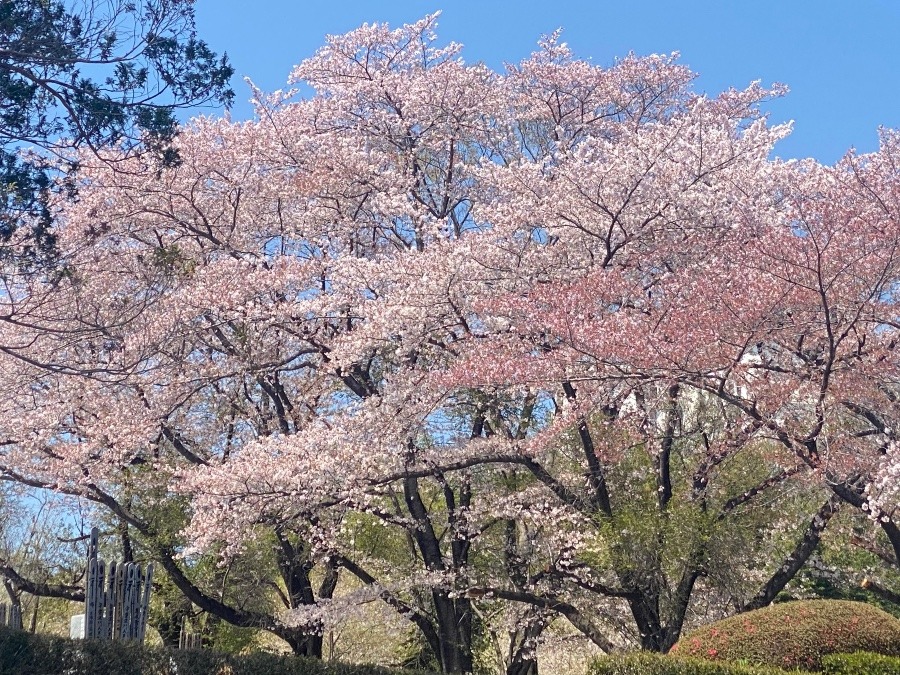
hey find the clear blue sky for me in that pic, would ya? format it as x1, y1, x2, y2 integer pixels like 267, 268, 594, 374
194, 1, 900, 164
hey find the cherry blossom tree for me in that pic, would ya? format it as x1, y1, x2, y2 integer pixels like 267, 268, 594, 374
454, 88, 900, 649
0, 12, 897, 672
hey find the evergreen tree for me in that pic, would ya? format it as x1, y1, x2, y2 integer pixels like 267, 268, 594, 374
0, 0, 233, 252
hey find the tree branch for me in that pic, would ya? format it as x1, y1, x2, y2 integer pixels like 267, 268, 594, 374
466, 587, 613, 653
0, 558, 84, 602
742, 496, 839, 611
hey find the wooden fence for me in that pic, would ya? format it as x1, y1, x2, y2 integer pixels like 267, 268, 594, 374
81, 527, 153, 642
178, 615, 203, 649
0, 602, 22, 630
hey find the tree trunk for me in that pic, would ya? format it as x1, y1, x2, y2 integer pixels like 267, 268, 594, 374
284, 630, 325, 658
505, 611, 547, 675
507, 656, 538, 675
627, 589, 665, 652
433, 591, 474, 674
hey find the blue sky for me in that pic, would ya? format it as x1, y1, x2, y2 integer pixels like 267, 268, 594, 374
194, 1, 900, 164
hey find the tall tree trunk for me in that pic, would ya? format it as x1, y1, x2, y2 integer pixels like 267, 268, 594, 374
625, 586, 665, 651
402, 472, 475, 674
432, 591, 473, 674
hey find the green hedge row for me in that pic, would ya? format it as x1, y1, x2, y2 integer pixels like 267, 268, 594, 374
588, 650, 900, 675
0, 626, 425, 675
820, 652, 900, 674
671, 600, 900, 671
588, 653, 802, 675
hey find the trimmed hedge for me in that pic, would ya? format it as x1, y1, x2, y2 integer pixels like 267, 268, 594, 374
0, 625, 428, 675
671, 600, 900, 672
588, 653, 802, 675
820, 652, 900, 675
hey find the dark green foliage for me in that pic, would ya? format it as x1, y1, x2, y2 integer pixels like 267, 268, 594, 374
0, 625, 434, 675
0, 0, 233, 250
588, 652, 802, 675
820, 652, 900, 675
671, 600, 900, 671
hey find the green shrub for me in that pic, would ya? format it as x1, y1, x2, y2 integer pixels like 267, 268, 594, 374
820, 652, 900, 675
0, 625, 431, 675
0, 629, 161, 675
671, 600, 900, 671
588, 652, 803, 675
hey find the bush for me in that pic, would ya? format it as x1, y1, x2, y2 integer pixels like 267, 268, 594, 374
588, 652, 803, 675
671, 600, 900, 671
0, 629, 157, 675
0, 625, 430, 675
820, 652, 900, 675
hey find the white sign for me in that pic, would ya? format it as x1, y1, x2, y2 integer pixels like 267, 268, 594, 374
70, 613, 85, 639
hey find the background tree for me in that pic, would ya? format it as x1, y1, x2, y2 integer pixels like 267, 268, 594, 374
0, 0, 233, 252
0, 485, 87, 632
